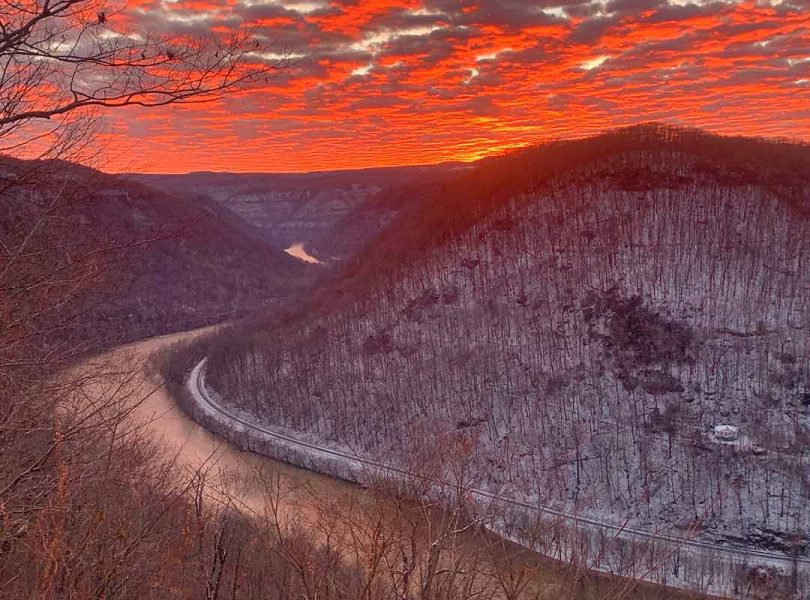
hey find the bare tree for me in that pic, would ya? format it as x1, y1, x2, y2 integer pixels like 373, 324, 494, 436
0, 2, 291, 596
0, 0, 284, 160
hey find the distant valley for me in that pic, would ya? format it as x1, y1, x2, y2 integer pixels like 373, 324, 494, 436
2, 159, 308, 352
133, 163, 468, 264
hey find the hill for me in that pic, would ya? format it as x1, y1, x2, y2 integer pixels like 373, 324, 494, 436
1, 158, 310, 357
327, 124, 810, 303
200, 125, 810, 559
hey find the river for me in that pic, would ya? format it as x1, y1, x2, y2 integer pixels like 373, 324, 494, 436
285, 242, 322, 264
77, 327, 704, 600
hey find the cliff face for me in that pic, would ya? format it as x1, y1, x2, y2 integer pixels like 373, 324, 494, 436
203, 127, 810, 553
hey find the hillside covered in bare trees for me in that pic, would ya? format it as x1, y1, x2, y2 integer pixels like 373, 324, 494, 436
203, 125, 810, 557
3, 0, 707, 596
2, 158, 311, 353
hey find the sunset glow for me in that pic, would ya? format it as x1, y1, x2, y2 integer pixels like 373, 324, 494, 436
107, 0, 810, 173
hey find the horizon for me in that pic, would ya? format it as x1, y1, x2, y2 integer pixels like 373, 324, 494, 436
122, 157, 475, 176
119, 121, 810, 176
97, 0, 809, 174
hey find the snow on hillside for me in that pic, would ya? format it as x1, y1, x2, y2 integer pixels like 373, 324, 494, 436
206, 148, 810, 558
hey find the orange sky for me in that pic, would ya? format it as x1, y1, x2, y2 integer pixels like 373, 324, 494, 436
103, 0, 810, 173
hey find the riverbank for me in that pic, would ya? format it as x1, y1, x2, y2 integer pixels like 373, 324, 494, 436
142, 327, 716, 599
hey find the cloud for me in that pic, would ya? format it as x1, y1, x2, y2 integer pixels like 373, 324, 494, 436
101, 0, 810, 172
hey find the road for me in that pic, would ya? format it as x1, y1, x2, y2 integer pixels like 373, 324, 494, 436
188, 357, 809, 596
92, 328, 694, 600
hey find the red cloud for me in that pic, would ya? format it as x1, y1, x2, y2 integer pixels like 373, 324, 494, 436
101, 0, 810, 173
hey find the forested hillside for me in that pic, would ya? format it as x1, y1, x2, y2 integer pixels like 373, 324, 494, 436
328, 124, 810, 300
1, 158, 364, 598
3, 156, 685, 600
204, 126, 810, 555
2, 158, 310, 354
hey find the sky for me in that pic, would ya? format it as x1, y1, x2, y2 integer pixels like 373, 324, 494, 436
105, 0, 810, 173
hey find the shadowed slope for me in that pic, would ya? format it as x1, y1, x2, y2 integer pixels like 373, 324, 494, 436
199, 127, 810, 591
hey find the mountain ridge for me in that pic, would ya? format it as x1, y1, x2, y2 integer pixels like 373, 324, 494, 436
1, 157, 311, 356
193, 126, 810, 572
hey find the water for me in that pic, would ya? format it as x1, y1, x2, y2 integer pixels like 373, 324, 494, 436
75, 329, 699, 600
285, 242, 321, 264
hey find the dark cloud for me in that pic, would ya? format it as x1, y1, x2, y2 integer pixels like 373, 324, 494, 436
569, 16, 616, 45
349, 95, 412, 109
605, 0, 667, 15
